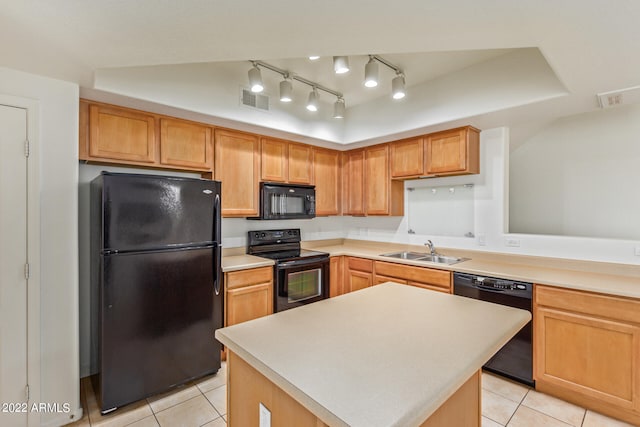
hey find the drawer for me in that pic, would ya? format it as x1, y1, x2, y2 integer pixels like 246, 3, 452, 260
348, 257, 373, 273
408, 281, 450, 293
375, 261, 451, 288
535, 285, 640, 324
225, 266, 273, 289
375, 274, 407, 285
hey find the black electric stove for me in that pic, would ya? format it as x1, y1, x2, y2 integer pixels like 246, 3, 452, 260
247, 229, 330, 312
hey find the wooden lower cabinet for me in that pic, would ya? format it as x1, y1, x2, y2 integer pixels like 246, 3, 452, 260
344, 257, 373, 293
329, 256, 344, 297
374, 261, 451, 293
534, 285, 640, 425
224, 267, 273, 327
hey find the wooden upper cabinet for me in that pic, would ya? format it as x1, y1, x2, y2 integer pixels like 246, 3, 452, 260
288, 143, 313, 184
390, 137, 424, 178
343, 150, 366, 216
312, 148, 341, 216
215, 129, 260, 217
260, 138, 288, 182
425, 126, 480, 175
80, 99, 214, 173
365, 145, 404, 216
159, 118, 212, 170
260, 139, 312, 184
87, 104, 156, 163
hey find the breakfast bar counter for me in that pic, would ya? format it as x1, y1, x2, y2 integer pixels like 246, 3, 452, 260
215, 282, 530, 427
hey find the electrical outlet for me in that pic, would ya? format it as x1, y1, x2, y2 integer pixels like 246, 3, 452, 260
635, 246, 640, 256
477, 233, 486, 246
259, 403, 271, 427
505, 237, 520, 247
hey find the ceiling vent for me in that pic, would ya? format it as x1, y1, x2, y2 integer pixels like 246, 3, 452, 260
241, 88, 269, 111
597, 86, 640, 109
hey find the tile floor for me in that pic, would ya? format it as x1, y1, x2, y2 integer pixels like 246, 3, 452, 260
65, 364, 634, 427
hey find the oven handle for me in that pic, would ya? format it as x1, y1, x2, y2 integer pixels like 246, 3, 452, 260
277, 257, 329, 269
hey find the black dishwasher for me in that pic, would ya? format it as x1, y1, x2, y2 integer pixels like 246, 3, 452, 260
453, 272, 534, 387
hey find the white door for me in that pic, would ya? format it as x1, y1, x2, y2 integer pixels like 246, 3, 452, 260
0, 104, 29, 426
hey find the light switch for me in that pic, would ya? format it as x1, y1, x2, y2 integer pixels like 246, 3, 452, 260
635, 246, 640, 256
259, 402, 271, 427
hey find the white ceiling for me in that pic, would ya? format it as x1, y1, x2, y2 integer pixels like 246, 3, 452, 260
3, 0, 640, 147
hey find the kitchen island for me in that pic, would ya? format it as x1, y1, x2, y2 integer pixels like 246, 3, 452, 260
215, 283, 531, 427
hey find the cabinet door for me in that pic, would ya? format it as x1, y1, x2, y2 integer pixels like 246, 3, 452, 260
313, 148, 341, 216
347, 270, 373, 292
159, 118, 212, 170
365, 145, 390, 215
88, 104, 156, 163
343, 150, 365, 215
426, 127, 480, 175
215, 130, 260, 217
535, 307, 640, 412
390, 137, 424, 178
329, 256, 344, 297
288, 143, 313, 184
226, 282, 273, 326
261, 138, 288, 182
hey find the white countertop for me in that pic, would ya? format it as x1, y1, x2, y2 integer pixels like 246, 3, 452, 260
216, 283, 531, 427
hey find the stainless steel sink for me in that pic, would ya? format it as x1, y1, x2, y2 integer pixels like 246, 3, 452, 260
380, 251, 429, 260
380, 251, 469, 265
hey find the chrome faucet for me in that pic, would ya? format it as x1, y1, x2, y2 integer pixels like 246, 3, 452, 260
424, 240, 437, 256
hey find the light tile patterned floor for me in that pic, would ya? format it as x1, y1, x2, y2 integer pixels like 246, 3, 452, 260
65, 365, 634, 427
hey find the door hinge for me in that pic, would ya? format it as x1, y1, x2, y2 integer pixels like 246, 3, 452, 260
24, 263, 30, 280
24, 139, 30, 158
25, 384, 30, 401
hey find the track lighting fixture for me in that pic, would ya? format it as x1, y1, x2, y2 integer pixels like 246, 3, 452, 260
364, 57, 379, 88
333, 56, 350, 74
306, 88, 319, 112
247, 55, 404, 118
333, 98, 346, 119
392, 74, 406, 99
248, 63, 263, 93
279, 78, 293, 102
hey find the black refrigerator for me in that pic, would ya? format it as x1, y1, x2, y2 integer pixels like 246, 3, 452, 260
90, 172, 223, 414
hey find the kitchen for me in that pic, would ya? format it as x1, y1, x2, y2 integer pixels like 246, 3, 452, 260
1, 1, 640, 427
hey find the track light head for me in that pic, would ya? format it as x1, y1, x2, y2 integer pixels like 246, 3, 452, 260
248, 64, 263, 93
333, 56, 350, 74
333, 98, 346, 119
306, 88, 319, 112
279, 78, 293, 102
364, 57, 378, 88
392, 74, 406, 99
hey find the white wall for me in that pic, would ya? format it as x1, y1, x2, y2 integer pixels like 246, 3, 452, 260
0, 67, 81, 426
510, 103, 640, 240
340, 127, 640, 265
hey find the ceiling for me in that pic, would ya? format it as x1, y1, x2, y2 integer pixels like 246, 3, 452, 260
3, 1, 640, 147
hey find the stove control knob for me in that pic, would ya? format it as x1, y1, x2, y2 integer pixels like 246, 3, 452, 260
261, 233, 266, 238
254, 233, 259, 238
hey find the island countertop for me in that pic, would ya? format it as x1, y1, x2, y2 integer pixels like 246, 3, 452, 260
215, 282, 531, 427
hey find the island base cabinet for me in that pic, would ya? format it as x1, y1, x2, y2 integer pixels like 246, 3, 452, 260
534, 285, 640, 426
227, 352, 327, 427
227, 350, 480, 427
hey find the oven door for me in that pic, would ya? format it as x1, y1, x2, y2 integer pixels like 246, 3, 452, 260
275, 258, 329, 312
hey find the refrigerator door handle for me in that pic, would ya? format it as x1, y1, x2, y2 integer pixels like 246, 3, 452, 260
214, 245, 221, 295
214, 193, 221, 241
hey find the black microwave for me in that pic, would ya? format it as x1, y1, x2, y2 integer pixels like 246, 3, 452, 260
252, 182, 316, 220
